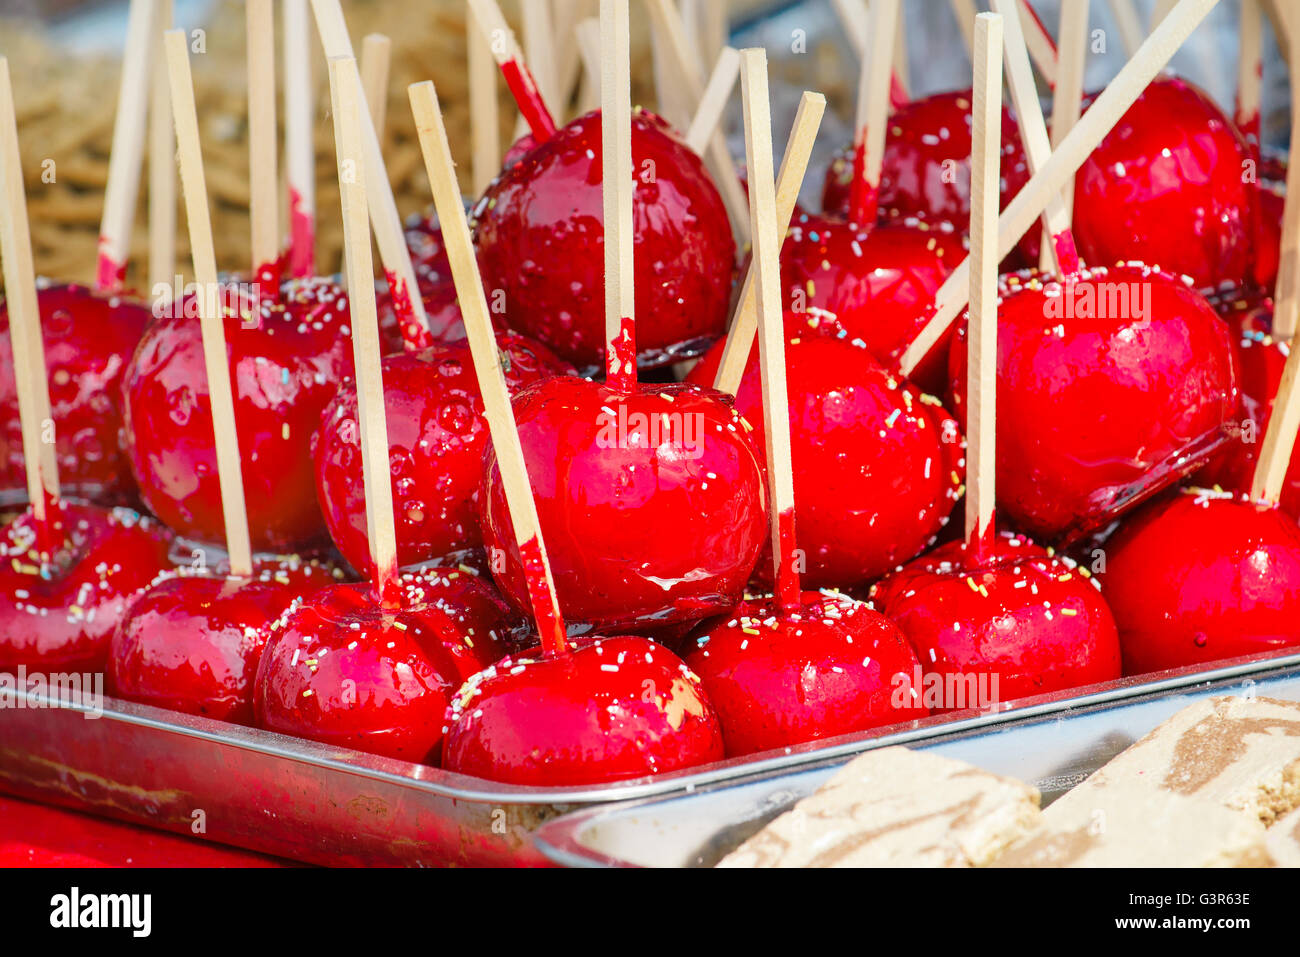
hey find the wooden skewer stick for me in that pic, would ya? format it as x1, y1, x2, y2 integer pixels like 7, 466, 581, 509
849, 0, 898, 225
1269, 2, 1300, 340
148, 0, 175, 291
468, 6, 502, 196
1236, 0, 1263, 155
1252, 334, 1300, 505
829, 0, 909, 109
552, 0, 589, 117
284, 0, 316, 278
685, 47, 740, 156
97, 0, 158, 292
1264, 0, 1292, 66
521, 0, 560, 124
1108, 0, 1145, 58
601, 0, 637, 394
1016, 0, 1059, 88
700, 0, 728, 67
0, 57, 61, 536
466, 0, 559, 142
966, 13, 1005, 560
644, 0, 751, 243
951, 0, 979, 58
713, 91, 826, 397
409, 78, 569, 657
164, 30, 253, 578
894, 3, 911, 101
739, 48, 800, 615
247, 0, 279, 284
898, 0, 1219, 378
992, 0, 1078, 278
360, 33, 392, 151
310, 0, 431, 348
328, 55, 400, 608
575, 16, 601, 115
1042, 0, 1089, 272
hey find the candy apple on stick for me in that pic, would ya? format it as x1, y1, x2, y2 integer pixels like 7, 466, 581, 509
412, 3, 724, 785
476, 2, 766, 635
107, 30, 346, 726
255, 56, 509, 763
0, 57, 173, 674
684, 48, 928, 758
872, 17, 1121, 711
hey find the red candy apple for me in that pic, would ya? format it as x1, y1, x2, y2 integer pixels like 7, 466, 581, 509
871, 532, 1122, 710
313, 334, 571, 576
0, 283, 152, 507
442, 634, 725, 785
480, 377, 768, 634
123, 277, 354, 551
684, 590, 928, 757
0, 503, 173, 672
472, 109, 736, 371
107, 556, 346, 725
947, 264, 1239, 542
1102, 489, 1300, 674
702, 335, 963, 589
254, 568, 514, 763
1071, 76, 1255, 291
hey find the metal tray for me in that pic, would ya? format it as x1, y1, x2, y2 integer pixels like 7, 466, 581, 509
533, 651, 1300, 868
3, 649, 1298, 866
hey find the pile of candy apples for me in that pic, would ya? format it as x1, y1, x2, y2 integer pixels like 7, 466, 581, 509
3, 1, 1298, 793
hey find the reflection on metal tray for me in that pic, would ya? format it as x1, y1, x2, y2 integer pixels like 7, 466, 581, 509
1, 648, 1298, 866
533, 652, 1300, 868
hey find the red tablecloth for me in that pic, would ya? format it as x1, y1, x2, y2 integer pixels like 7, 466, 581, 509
0, 793, 294, 867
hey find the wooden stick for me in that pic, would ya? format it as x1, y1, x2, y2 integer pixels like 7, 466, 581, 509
1108, 0, 1145, 57
552, 0, 589, 117
1016, 0, 1059, 88
1044, 0, 1089, 266
683, 0, 728, 67
1236, 0, 1263, 154
1264, 0, 1292, 65
466, 0, 559, 142
601, 0, 637, 393
713, 91, 827, 396
521, 0, 559, 122
898, 0, 1220, 377
247, 0, 279, 282
894, 2, 911, 100
1270, 2, 1300, 340
164, 30, 252, 578
328, 55, 400, 607
284, 0, 316, 278
951, 0, 979, 58
1252, 336, 1300, 504
685, 46, 740, 155
644, 0, 751, 243
739, 48, 800, 614
966, 13, 1004, 559
0, 57, 60, 532
147, 0, 175, 291
830, 0, 909, 108
468, 6, 501, 195
992, 0, 1078, 278
97, 0, 157, 292
310, 0, 431, 348
409, 78, 568, 656
360, 33, 392, 151
575, 16, 601, 115
849, 0, 898, 225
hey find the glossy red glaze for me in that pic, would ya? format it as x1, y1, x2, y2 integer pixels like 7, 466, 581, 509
123, 278, 353, 551
254, 568, 512, 763
777, 213, 965, 394
313, 334, 571, 576
1102, 490, 1300, 674
947, 264, 1239, 542
684, 591, 928, 757
442, 635, 725, 785
480, 376, 768, 634
720, 336, 963, 589
473, 109, 736, 371
1072, 76, 1254, 291
870, 532, 1121, 711
821, 90, 1032, 250
0, 504, 174, 672
0, 284, 152, 507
